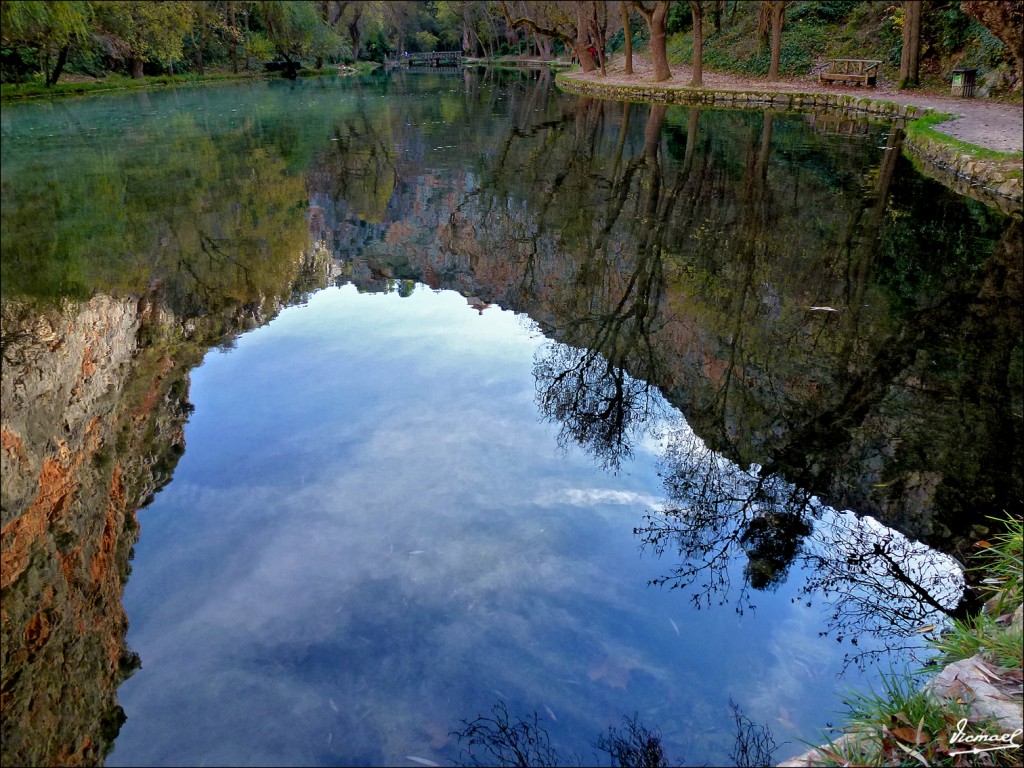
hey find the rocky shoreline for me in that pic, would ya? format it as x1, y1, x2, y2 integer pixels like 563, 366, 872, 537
779, 603, 1023, 767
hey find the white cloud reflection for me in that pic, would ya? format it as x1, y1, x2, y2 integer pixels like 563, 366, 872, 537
109, 285, 952, 768
535, 487, 665, 511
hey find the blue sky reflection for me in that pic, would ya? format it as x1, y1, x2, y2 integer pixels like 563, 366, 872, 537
110, 284, 938, 767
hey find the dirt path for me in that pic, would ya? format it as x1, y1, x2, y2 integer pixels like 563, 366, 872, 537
565, 56, 1024, 154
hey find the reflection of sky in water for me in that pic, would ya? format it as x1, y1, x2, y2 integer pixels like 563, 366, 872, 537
110, 285, 952, 767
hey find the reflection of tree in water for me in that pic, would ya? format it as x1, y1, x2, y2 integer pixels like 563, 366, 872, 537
534, 342, 666, 472
451, 699, 777, 767
531, 104, 694, 472
636, 422, 970, 669
503, 101, 1011, 668
638, 426, 815, 611
306, 82, 1015, 673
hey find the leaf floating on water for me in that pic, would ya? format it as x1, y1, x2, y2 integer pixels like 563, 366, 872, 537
973, 540, 992, 548
405, 757, 440, 767
914, 624, 936, 634
808, 306, 839, 312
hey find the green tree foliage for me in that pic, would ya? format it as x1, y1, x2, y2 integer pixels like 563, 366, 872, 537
0, 0, 91, 85
93, 0, 196, 77
3, 0, 1021, 86
255, 0, 348, 65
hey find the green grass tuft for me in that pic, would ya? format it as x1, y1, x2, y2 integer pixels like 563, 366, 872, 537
931, 613, 1023, 668
905, 112, 1024, 164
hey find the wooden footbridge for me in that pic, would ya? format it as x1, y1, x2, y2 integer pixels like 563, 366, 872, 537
386, 51, 463, 68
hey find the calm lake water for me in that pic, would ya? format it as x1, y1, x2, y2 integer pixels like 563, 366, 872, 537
1, 69, 1019, 767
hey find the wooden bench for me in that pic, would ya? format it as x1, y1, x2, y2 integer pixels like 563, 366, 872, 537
819, 59, 881, 86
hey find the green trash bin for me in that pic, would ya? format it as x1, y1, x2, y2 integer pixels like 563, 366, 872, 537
951, 68, 977, 98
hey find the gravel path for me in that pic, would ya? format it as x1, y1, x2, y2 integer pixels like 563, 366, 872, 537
565, 56, 1024, 153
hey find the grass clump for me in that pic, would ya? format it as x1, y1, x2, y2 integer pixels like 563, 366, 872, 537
972, 515, 1024, 612
931, 613, 1023, 669
817, 669, 1021, 767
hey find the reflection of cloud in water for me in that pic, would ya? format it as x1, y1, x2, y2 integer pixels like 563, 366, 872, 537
119, 443, 671, 763
535, 487, 665, 511
111, 285, 958, 767
744, 605, 843, 741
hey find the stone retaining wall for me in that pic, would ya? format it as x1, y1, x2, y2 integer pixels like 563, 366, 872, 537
557, 74, 1022, 214
903, 130, 1022, 216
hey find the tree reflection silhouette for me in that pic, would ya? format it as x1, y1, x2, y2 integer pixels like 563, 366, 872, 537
534, 341, 665, 471
306, 82, 1016, 668
636, 422, 971, 669
451, 699, 777, 767
452, 701, 572, 767
531, 104, 692, 472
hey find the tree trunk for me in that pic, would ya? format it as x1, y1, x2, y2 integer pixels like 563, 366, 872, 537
244, 8, 251, 71
229, 17, 238, 74
899, 0, 921, 88
621, 1, 633, 75
46, 44, 69, 86
576, 6, 596, 72
757, 1, 770, 49
131, 56, 144, 79
641, 1, 670, 82
575, 41, 597, 72
768, 2, 785, 81
350, 22, 362, 61
688, 1, 703, 86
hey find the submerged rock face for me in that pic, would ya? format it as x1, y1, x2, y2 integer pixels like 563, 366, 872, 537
0, 243, 330, 765
1, 295, 189, 766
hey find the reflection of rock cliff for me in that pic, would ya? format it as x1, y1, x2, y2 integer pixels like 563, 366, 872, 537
1, 295, 181, 766
307, 98, 1021, 550
0, 250, 331, 766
